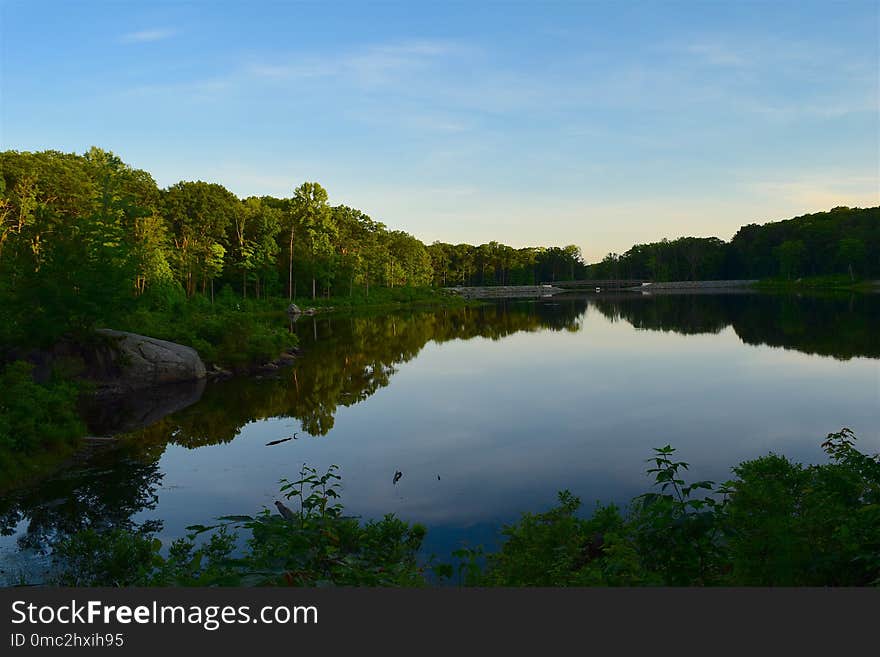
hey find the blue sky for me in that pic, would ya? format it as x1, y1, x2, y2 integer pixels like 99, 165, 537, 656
1, 0, 877, 261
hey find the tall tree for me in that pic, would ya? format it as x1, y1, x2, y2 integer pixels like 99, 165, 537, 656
291, 182, 335, 299
162, 181, 238, 296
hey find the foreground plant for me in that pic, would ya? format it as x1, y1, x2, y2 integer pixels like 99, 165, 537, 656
52, 430, 880, 587
466, 428, 880, 587
54, 463, 426, 587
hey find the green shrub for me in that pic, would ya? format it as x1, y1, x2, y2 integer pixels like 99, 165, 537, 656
725, 429, 880, 585
0, 361, 84, 454
471, 429, 880, 587
53, 464, 427, 587
52, 528, 158, 587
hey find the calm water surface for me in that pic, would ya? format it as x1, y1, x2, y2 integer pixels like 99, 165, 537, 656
2, 292, 879, 583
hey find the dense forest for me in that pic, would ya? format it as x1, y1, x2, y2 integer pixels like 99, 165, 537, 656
0, 148, 586, 349
588, 205, 879, 281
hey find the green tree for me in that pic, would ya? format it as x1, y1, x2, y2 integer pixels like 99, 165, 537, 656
162, 181, 238, 297
291, 182, 335, 299
775, 239, 807, 279
837, 237, 866, 281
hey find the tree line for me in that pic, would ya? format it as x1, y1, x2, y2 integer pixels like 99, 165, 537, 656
0, 148, 587, 345
2, 147, 876, 349
588, 205, 879, 281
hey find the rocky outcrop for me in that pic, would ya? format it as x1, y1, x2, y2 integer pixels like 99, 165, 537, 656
93, 329, 206, 395
287, 303, 321, 323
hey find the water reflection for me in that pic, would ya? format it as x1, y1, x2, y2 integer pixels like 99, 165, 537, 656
592, 291, 879, 360
121, 301, 585, 445
0, 441, 164, 582
1, 291, 878, 582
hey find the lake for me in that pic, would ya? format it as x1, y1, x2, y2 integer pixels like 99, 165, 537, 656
2, 291, 879, 584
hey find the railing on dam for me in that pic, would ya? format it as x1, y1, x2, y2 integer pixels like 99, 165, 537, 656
543, 279, 649, 289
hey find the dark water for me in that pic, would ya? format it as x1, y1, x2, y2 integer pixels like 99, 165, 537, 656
2, 291, 879, 584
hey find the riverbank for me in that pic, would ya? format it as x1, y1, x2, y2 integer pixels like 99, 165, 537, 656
752, 274, 879, 292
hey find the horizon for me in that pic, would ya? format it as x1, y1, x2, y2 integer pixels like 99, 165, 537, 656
1, 1, 878, 261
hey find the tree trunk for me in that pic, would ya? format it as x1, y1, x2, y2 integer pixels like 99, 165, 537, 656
288, 225, 294, 301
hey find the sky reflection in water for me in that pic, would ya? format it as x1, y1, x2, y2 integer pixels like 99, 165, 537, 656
2, 293, 878, 577
138, 294, 880, 555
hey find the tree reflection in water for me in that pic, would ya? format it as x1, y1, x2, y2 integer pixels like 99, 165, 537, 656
2, 291, 876, 564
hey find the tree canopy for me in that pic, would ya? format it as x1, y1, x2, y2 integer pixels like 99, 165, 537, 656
588, 206, 879, 281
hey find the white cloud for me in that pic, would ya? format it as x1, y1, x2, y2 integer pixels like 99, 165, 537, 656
119, 28, 177, 44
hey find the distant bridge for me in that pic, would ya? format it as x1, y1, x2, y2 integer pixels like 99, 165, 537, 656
542, 279, 649, 289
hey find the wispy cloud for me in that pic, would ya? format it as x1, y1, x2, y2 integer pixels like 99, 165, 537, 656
247, 39, 470, 86
119, 28, 177, 44
683, 42, 749, 67
121, 77, 233, 103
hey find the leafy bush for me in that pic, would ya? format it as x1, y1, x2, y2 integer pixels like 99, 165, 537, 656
724, 429, 880, 585
52, 528, 159, 587
469, 428, 880, 586
0, 360, 84, 454
466, 493, 626, 586
53, 464, 427, 587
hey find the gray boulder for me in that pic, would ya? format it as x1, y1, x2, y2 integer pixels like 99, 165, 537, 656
94, 329, 206, 394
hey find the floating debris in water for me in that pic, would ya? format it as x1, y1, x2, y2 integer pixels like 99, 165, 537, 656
266, 433, 298, 446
